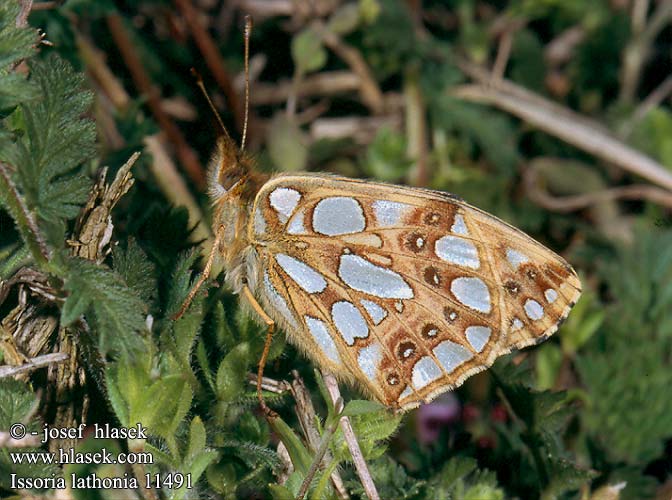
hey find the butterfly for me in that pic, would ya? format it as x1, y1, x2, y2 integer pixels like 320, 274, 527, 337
177, 137, 581, 412
176, 21, 581, 413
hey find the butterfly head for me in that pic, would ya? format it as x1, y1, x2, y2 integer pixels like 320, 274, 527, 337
207, 135, 267, 249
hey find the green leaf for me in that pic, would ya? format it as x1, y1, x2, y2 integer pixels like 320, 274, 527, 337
543, 458, 597, 499
342, 399, 385, 417
215, 342, 250, 402
535, 343, 563, 391
268, 483, 296, 500
1, 55, 94, 227
269, 416, 312, 475
62, 258, 146, 356
0, 73, 39, 111
0, 2, 37, 69
187, 416, 207, 459
363, 127, 412, 181
291, 28, 327, 74
0, 379, 38, 429
112, 238, 157, 305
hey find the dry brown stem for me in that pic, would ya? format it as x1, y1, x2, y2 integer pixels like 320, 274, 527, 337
544, 26, 585, 66
71, 153, 139, 262
310, 115, 401, 144
323, 372, 380, 500
0, 352, 68, 379
289, 371, 349, 499
524, 167, 672, 212
16, 0, 33, 27
106, 13, 205, 189
253, 71, 360, 105
619, 0, 672, 102
313, 21, 385, 114
454, 61, 672, 192
404, 73, 428, 186
174, 0, 245, 134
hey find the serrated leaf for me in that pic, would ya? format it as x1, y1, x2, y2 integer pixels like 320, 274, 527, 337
0, 73, 39, 111
0, 55, 94, 239
543, 458, 597, 497
0, 379, 38, 428
62, 258, 146, 356
0, 2, 37, 69
112, 238, 157, 305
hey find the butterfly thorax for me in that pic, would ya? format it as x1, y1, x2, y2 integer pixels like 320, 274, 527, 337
207, 137, 268, 293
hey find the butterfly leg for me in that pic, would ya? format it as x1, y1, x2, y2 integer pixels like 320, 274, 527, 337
242, 285, 278, 418
172, 225, 224, 320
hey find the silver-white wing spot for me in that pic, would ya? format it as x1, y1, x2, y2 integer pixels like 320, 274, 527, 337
450, 277, 491, 313
331, 300, 369, 345
305, 316, 341, 364
360, 299, 387, 325
524, 299, 544, 320
511, 317, 524, 331
338, 254, 413, 299
254, 205, 266, 235
544, 288, 558, 303
433, 340, 473, 372
313, 197, 365, 236
451, 214, 469, 235
287, 209, 307, 235
263, 271, 299, 330
465, 326, 491, 353
276, 254, 327, 294
506, 248, 529, 269
398, 386, 413, 401
435, 236, 480, 269
357, 342, 381, 381
371, 200, 411, 227
270, 187, 301, 223
412, 356, 442, 390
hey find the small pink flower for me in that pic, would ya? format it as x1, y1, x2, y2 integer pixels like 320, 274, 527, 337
417, 394, 461, 444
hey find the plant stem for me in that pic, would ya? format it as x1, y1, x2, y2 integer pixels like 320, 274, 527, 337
296, 410, 341, 500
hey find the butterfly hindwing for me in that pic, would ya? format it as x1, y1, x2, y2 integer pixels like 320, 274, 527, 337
250, 174, 581, 410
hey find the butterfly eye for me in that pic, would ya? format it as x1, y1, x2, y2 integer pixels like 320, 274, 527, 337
217, 166, 246, 192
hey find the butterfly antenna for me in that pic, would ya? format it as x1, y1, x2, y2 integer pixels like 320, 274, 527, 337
241, 15, 253, 151
191, 68, 232, 143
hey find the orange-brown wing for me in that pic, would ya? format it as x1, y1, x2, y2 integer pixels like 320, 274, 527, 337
249, 174, 581, 410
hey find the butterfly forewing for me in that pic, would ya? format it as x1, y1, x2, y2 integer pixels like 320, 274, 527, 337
249, 174, 581, 410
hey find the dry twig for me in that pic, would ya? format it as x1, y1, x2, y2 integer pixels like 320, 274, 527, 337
106, 13, 205, 189
253, 71, 361, 105
313, 21, 385, 114
0, 352, 68, 379
323, 372, 380, 500
76, 33, 212, 257
524, 167, 672, 212
454, 61, 672, 192
289, 372, 349, 499
174, 0, 245, 134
